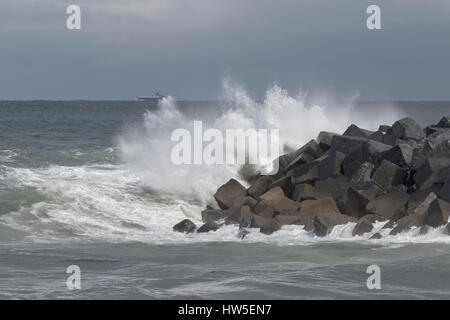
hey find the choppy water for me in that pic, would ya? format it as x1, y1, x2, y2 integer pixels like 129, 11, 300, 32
1, 95, 450, 299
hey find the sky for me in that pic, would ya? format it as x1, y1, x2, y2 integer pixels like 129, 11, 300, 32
1, 0, 450, 100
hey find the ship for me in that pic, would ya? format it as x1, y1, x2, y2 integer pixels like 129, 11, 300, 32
136, 93, 165, 102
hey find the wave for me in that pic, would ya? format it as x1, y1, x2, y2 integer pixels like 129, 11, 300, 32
0, 149, 20, 163
117, 80, 405, 205
2, 81, 448, 245
0, 161, 449, 245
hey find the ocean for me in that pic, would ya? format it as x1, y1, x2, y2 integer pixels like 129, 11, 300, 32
1, 91, 450, 299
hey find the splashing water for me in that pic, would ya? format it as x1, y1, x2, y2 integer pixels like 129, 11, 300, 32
118, 80, 405, 205
2, 95, 450, 245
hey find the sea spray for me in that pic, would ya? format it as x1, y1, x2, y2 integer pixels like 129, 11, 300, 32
118, 80, 405, 205
0, 89, 420, 245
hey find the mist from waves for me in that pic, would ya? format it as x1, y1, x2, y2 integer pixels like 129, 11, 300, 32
117, 79, 405, 205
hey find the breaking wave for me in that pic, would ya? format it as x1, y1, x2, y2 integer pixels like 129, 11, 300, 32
2, 81, 448, 245
117, 80, 405, 204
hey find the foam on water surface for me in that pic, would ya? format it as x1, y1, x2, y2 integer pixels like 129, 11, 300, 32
0, 162, 449, 246
1, 82, 449, 247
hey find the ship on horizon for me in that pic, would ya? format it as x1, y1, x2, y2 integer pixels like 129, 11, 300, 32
136, 92, 165, 102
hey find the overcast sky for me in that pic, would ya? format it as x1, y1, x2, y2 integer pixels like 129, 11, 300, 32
1, 0, 450, 100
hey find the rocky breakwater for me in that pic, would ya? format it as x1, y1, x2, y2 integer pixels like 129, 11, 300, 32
173, 116, 450, 239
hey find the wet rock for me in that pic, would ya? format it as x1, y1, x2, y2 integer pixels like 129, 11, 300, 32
369, 233, 382, 240
414, 158, 450, 189
201, 209, 227, 223
424, 126, 447, 136
260, 187, 286, 203
341, 140, 391, 177
435, 167, 450, 185
389, 215, 420, 235
406, 190, 438, 218
272, 198, 302, 216
276, 215, 300, 226
382, 219, 396, 230
368, 130, 384, 142
438, 176, 450, 203
343, 124, 374, 138
372, 160, 407, 191
292, 183, 314, 202
313, 176, 350, 208
254, 203, 275, 219
352, 218, 372, 236
344, 183, 381, 219
312, 208, 357, 237
232, 196, 258, 211
425, 130, 450, 151
400, 187, 439, 219
392, 117, 425, 141
260, 218, 282, 235
382, 129, 400, 146
317, 131, 339, 151
352, 214, 386, 236
365, 140, 393, 160
350, 162, 373, 184
268, 175, 294, 198
429, 140, 450, 158
277, 152, 297, 173
329, 135, 368, 156
258, 187, 302, 216
173, 219, 196, 233
404, 170, 417, 191
318, 151, 345, 180
298, 197, 356, 231
214, 178, 247, 209
313, 216, 329, 237
421, 199, 450, 228
379, 143, 413, 167
251, 214, 271, 228
389, 192, 437, 235
436, 116, 450, 128
366, 190, 410, 220
197, 221, 220, 233
224, 205, 253, 225
247, 176, 275, 199
291, 162, 320, 185
283, 140, 324, 172
389, 218, 413, 236
419, 225, 431, 235
341, 158, 365, 178
239, 207, 254, 228
315, 175, 349, 195
410, 147, 428, 169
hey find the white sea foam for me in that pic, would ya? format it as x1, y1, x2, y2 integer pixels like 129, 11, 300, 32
0, 163, 449, 246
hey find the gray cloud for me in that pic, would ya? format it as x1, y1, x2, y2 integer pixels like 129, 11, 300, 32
0, 0, 450, 100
